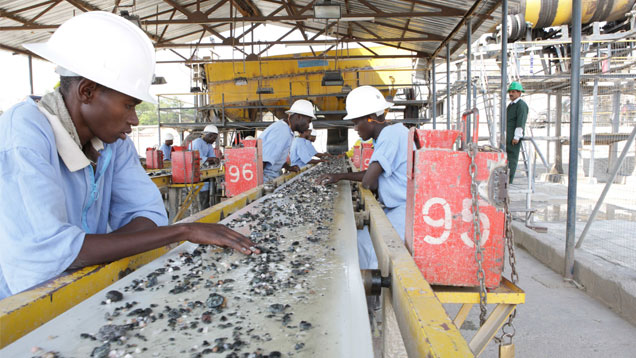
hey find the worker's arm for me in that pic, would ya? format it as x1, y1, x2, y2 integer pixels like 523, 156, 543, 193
361, 162, 383, 191
318, 170, 366, 184
70, 220, 257, 269
512, 102, 529, 145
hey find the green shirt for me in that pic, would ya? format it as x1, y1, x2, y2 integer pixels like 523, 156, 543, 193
506, 98, 528, 147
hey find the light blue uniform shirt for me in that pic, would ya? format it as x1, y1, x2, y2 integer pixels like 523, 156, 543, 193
357, 123, 409, 269
259, 120, 293, 182
289, 137, 317, 168
189, 137, 216, 191
0, 98, 168, 299
159, 143, 171, 161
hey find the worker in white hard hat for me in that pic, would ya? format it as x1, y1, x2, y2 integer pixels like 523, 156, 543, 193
160, 133, 175, 161
189, 124, 220, 209
259, 99, 313, 181
318, 86, 409, 270
0, 12, 258, 300
289, 124, 330, 168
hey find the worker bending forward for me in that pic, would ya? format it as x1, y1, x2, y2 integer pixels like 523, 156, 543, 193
189, 124, 220, 209
259, 99, 313, 182
0, 12, 257, 300
319, 86, 408, 269
289, 125, 329, 168
159, 133, 174, 161
506, 81, 528, 183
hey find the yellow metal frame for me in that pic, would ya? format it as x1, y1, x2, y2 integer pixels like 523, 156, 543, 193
151, 174, 171, 188
361, 183, 525, 357
0, 169, 303, 348
172, 183, 205, 222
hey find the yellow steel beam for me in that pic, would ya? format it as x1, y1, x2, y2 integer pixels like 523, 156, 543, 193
200, 167, 224, 180
0, 169, 304, 347
151, 174, 171, 188
362, 187, 474, 357
0, 246, 173, 348
173, 183, 204, 222
433, 278, 525, 305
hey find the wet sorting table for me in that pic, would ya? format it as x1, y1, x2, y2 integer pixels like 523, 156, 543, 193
3, 162, 372, 358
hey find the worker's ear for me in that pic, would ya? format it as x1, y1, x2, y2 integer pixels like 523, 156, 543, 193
77, 78, 99, 104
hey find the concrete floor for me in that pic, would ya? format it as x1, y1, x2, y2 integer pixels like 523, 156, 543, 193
448, 246, 636, 358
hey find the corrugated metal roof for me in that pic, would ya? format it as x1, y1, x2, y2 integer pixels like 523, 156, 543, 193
0, 0, 515, 61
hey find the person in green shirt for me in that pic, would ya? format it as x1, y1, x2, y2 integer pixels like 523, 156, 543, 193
506, 81, 528, 183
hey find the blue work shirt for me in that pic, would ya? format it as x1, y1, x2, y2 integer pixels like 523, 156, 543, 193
0, 98, 168, 300
259, 120, 293, 181
370, 123, 409, 210
357, 123, 409, 269
189, 137, 216, 191
159, 143, 172, 161
289, 137, 317, 168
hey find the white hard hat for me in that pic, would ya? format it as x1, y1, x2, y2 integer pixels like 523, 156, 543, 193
164, 133, 174, 140
286, 99, 316, 119
343, 86, 393, 120
23, 11, 156, 104
203, 124, 219, 134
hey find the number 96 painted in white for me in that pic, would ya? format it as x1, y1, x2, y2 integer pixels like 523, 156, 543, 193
227, 163, 255, 183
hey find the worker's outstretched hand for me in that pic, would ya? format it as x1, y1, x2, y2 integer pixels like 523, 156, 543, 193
317, 173, 339, 185
185, 223, 260, 255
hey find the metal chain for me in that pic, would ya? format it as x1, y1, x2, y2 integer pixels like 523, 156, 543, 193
495, 167, 519, 345
468, 142, 488, 326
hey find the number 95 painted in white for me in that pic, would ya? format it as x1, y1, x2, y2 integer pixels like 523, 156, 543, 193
421, 197, 490, 247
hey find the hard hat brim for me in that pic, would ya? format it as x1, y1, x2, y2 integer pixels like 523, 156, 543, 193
23, 42, 158, 104
343, 102, 393, 120
285, 109, 316, 119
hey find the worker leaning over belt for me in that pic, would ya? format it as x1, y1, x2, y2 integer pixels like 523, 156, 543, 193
289, 124, 330, 168
318, 86, 409, 269
0, 12, 258, 300
159, 133, 174, 161
189, 124, 220, 209
506, 81, 528, 183
259, 99, 313, 182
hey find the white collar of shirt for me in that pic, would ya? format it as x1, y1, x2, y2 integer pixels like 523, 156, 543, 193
510, 97, 521, 105
36, 105, 104, 172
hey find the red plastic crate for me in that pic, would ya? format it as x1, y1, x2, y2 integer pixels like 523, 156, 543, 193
224, 139, 263, 197
361, 143, 374, 171
145, 148, 164, 169
172, 151, 201, 183
405, 129, 507, 288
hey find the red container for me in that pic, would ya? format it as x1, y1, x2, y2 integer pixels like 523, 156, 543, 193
405, 129, 507, 288
146, 148, 164, 169
224, 139, 263, 197
361, 143, 374, 171
172, 151, 201, 183
172, 146, 186, 152
352, 144, 361, 169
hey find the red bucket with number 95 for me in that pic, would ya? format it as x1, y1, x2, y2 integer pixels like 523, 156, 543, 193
405, 129, 507, 288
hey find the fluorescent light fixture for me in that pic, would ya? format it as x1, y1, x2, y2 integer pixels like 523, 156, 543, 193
234, 77, 248, 86
314, 0, 341, 19
256, 87, 274, 94
341, 17, 374, 22
322, 71, 344, 86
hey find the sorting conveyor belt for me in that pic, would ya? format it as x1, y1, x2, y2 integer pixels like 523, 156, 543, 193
2, 161, 373, 358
